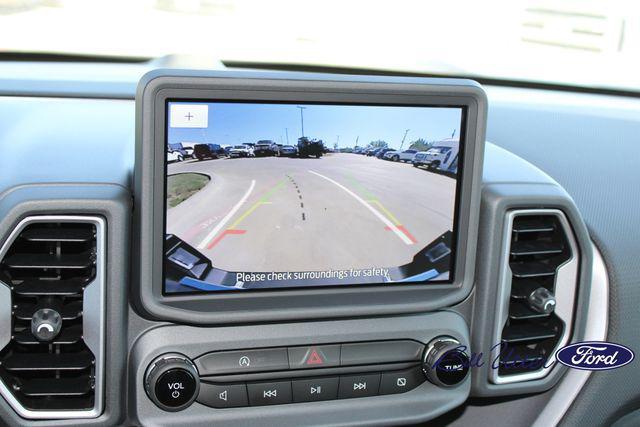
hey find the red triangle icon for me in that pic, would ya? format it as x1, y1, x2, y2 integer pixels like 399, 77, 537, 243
305, 349, 324, 365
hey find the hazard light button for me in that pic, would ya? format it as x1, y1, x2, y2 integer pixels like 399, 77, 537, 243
288, 345, 340, 369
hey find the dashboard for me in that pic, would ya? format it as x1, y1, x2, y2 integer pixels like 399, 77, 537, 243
0, 62, 638, 427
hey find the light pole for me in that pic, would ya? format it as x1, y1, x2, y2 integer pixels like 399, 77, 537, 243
399, 129, 410, 150
285, 128, 289, 145
297, 106, 306, 138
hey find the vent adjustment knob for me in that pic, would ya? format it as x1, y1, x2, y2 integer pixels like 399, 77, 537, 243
31, 308, 62, 342
422, 337, 470, 387
528, 287, 556, 314
145, 353, 199, 412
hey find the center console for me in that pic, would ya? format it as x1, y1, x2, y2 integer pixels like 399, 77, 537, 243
128, 71, 486, 424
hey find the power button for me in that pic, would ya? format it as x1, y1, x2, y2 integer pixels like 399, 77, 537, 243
145, 354, 200, 411
155, 369, 197, 408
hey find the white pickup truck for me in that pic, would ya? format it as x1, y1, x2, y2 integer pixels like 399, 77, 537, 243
412, 138, 459, 172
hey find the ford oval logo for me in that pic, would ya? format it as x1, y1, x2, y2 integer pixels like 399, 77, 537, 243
556, 341, 635, 371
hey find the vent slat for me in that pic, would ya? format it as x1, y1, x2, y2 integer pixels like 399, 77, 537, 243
509, 301, 551, 320
510, 240, 563, 256
511, 218, 555, 234
13, 324, 83, 345
510, 261, 557, 278
16, 377, 93, 397
13, 280, 86, 296
499, 347, 546, 368
3, 252, 94, 269
2, 351, 93, 372
510, 278, 545, 300
14, 300, 83, 321
20, 227, 94, 243
502, 323, 557, 344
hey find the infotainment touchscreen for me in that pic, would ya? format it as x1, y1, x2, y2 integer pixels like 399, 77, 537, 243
164, 101, 465, 293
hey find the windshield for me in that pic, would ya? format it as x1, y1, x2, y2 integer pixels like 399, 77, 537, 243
1, 0, 638, 91
429, 147, 452, 154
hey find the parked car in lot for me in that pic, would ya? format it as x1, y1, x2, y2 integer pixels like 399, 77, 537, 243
182, 146, 194, 158
167, 150, 184, 163
353, 146, 366, 154
383, 149, 418, 162
229, 145, 254, 158
193, 143, 223, 161
412, 138, 459, 172
297, 137, 324, 158
365, 148, 380, 156
279, 145, 298, 157
375, 147, 395, 158
254, 140, 279, 157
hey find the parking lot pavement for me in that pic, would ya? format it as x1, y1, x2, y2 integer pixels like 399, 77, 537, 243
167, 153, 456, 273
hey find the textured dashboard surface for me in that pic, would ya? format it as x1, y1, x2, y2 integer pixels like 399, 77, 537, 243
487, 87, 640, 426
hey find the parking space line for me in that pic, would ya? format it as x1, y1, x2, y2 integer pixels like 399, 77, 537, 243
368, 200, 402, 226
197, 179, 256, 249
309, 170, 414, 245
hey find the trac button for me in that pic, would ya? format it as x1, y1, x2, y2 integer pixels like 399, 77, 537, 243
288, 345, 340, 369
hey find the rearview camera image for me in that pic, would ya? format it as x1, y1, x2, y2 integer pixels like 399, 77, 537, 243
164, 101, 464, 293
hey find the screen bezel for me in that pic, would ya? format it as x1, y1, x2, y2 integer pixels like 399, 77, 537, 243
134, 70, 486, 324
162, 99, 467, 295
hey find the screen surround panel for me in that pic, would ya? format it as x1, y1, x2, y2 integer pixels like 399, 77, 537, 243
164, 100, 466, 294
134, 70, 486, 324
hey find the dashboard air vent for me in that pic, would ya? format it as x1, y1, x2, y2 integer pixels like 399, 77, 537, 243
492, 210, 579, 383
0, 217, 104, 418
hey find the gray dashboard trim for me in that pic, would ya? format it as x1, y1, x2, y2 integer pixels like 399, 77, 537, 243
0, 282, 10, 353
532, 243, 609, 427
470, 143, 594, 397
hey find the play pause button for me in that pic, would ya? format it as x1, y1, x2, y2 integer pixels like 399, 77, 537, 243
292, 377, 339, 402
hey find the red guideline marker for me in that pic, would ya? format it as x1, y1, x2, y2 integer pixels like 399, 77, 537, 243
397, 225, 418, 244
384, 225, 418, 244
305, 349, 325, 366
207, 229, 246, 249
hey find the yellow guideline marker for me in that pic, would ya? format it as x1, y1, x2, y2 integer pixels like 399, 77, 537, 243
368, 199, 401, 226
228, 179, 285, 229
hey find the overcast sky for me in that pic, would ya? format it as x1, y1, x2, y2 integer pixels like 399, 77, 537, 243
168, 101, 462, 150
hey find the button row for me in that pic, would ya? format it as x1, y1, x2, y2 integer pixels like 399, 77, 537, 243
195, 340, 423, 376
197, 367, 425, 408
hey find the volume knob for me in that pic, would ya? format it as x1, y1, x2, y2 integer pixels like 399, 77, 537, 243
144, 353, 200, 412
